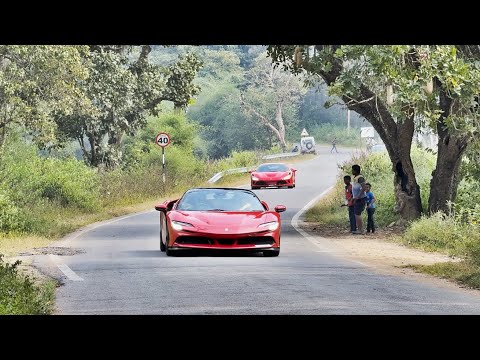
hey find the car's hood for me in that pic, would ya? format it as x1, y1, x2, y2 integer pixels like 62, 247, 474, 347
252, 171, 290, 179
169, 211, 279, 234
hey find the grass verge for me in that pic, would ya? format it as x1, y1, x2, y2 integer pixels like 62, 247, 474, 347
0, 254, 56, 315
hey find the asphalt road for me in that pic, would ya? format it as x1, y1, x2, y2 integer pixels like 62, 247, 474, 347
33, 146, 480, 314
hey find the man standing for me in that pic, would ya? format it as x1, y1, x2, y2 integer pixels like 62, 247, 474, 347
343, 175, 356, 233
351, 164, 368, 235
331, 137, 338, 153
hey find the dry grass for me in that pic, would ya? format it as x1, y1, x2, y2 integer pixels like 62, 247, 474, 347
0, 235, 54, 257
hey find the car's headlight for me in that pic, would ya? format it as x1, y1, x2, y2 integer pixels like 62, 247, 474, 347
258, 221, 279, 231
171, 220, 194, 231
282, 173, 292, 180
252, 176, 259, 181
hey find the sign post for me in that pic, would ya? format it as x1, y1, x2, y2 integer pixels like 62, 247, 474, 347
155, 132, 171, 183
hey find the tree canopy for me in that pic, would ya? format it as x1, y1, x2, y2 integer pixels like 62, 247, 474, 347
268, 45, 480, 218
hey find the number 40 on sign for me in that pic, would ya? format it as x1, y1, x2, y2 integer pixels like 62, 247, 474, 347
155, 132, 171, 147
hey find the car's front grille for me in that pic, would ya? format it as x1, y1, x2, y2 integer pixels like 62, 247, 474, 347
254, 181, 288, 186
217, 239, 235, 246
237, 237, 275, 245
176, 236, 212, 245
175, 236, 275, 246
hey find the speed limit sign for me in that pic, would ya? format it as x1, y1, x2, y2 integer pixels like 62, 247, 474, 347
155, 132, 171, 147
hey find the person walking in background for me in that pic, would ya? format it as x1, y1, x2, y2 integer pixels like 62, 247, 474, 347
342, 175, 356, 233
351, 164, 368, 235
331, 137, 338, 153
365, 182, 376, 233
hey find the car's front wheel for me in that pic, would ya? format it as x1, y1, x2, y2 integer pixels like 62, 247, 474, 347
164, 221, 175, 256
160, 214, 166, 252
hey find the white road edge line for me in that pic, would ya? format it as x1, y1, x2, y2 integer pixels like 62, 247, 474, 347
291, 186, 368, 266
291, 186, 334, 247
47, 209, 154, 282
49, 254, 84, 281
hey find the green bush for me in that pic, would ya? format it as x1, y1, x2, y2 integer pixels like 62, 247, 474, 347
123, 112, 197, 169
0, 142, 100, 211
456, 180, 480, 211
0, 255, 55, 314
402, 213, 470, 254
0, 189, 25, 232
37, 158, 100, 210
226, 150, 259, 169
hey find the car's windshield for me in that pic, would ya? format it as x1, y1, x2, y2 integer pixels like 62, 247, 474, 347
256, 164, 289, 172
176, 189, 265, 212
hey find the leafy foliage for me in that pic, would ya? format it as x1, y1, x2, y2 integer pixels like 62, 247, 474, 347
0, 189, 24, 232
188, 84, 273, 159
123, 113, 198, 168
0, 255, 55, 314
0, 45, 93, 150
54, 46, 202, 168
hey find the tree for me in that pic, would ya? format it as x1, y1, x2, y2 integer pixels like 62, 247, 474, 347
55, 46, 202, 168
187, 83, 273, 159
239, 53, 305, 152
267, 45, 480, 219
0, 45, 92, 152
159, 53, 202, 112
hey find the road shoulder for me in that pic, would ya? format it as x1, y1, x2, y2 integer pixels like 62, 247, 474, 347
298, 221, 480, 295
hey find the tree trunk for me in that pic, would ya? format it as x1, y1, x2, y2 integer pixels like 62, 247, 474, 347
0, 123, 6, 152
427, 86, 470, 214
87, 132, 98, 167
173, 104, 183, 115
239, 94, 286, 150
274, 101, 287, 151
386, 110, 423, 220
428, 133, 467, 214
391, 152, 423, 220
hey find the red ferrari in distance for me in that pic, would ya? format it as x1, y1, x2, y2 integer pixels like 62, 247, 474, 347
154, 188, 286, 256
250, 163, 296, 190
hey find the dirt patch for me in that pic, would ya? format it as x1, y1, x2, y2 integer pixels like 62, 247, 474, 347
298, 221, 471, 291
18, 247, 86, 257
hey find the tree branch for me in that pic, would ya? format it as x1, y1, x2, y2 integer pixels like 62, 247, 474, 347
239, 93, 281, 137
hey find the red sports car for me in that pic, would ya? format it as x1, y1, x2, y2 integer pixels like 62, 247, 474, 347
250, 163, 297, 190
154, 188, 286, 256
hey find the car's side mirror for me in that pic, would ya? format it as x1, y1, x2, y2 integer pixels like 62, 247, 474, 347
291, 168, 297, 173
275, 205, 286, 213
155, 204, 167, 212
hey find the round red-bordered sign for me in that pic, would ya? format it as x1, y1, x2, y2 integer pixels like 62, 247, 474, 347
155, 132, 171, 147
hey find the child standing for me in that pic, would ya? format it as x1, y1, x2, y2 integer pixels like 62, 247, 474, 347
365, 183, 376, 233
